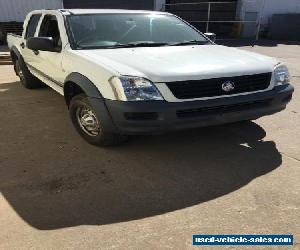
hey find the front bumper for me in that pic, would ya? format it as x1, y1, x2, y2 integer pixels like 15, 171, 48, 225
102, 84, 294, 135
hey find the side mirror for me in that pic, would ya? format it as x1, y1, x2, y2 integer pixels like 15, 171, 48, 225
204, 33, 216, 43
27, 37, 61, 52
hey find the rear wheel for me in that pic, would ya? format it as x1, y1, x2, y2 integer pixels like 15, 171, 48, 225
70, 94, 128, 146
15, 58, 43, 89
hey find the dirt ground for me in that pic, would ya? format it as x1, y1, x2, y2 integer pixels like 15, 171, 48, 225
0, 42, 299, 250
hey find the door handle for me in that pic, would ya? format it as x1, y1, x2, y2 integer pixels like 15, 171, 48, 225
20, 42, 25, 49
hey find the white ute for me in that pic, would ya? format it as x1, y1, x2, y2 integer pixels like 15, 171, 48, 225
7, 9, 294, 146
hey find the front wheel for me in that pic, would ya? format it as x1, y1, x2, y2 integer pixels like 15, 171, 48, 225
69, 94, 128, 146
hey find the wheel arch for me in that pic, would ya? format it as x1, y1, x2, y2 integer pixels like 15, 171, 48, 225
10, 46, 21, 63
64, 72, 103, 107
10, 46, 28, 76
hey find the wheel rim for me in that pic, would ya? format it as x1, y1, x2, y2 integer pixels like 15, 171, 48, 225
16, 61, 25, 82
76, 105, 100, 137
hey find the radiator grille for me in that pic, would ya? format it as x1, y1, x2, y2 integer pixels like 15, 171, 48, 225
166, 73, 272, 99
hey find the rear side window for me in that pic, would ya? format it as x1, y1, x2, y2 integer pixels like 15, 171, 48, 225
25, 14, 41, 39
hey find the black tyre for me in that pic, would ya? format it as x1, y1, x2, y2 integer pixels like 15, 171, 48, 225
15, 58, 43, 89
69, 94, 128, 146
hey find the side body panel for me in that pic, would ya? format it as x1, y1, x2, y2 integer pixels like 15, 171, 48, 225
19, 11, 68, 95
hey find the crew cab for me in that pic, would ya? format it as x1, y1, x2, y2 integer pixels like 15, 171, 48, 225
7, 9, 294, 146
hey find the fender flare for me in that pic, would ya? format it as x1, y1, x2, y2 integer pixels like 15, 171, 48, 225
10, 46, 26, 74
10, 46, 21, 62
64, 72, 103, 99
64, 72, 119, 133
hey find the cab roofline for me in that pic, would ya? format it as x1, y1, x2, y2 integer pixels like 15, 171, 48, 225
57, 9, 166, 15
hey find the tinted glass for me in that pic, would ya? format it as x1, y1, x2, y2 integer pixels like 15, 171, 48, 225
39, 15, 61, 46
25, 14, 41, 39
67, 14, 208, 48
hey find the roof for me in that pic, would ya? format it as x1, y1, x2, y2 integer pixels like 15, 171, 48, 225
60, 9, 167, 15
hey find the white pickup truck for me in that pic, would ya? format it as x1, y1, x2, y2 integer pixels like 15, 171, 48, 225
7, 9, 294, 146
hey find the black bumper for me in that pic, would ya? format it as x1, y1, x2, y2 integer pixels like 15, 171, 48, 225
99, 85, 294, 135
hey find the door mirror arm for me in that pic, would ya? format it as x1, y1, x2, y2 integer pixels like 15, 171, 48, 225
204, 33, 217, 43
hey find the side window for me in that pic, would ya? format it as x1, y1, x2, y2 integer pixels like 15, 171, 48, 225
25, 14, 41, 39
38, 15, 61, 47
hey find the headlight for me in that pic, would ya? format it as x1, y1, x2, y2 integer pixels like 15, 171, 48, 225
274, 64, 290, 86
109, 76, 164, 101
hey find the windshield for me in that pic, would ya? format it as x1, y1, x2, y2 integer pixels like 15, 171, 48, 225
66, 13, 209, 49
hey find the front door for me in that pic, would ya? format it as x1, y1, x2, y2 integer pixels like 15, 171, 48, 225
22, 14, 42, 69
33, 14, 66, 92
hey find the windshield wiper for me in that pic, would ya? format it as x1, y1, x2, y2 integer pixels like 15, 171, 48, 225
101, 42, 169, 49
77, 41, 203, 50
170, 40, 210, 46
123, 42, 169, 48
